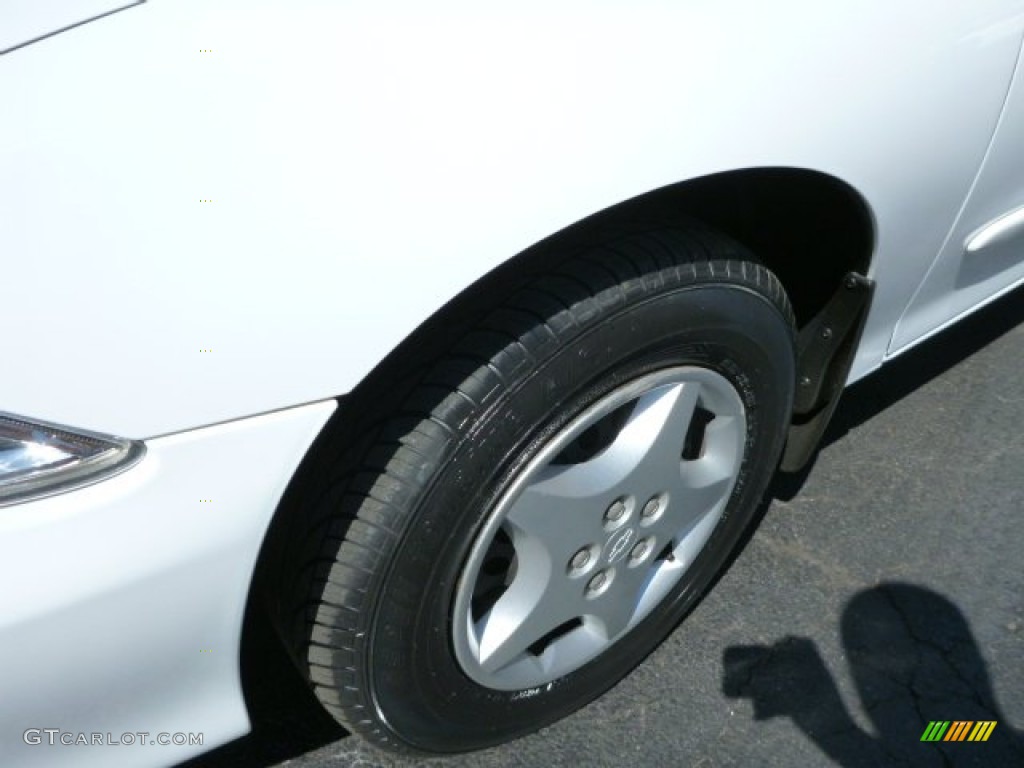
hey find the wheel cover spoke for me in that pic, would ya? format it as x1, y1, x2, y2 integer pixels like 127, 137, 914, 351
452, 366, 747, 691
651, 417, 744, 547
475, 548, 572, 674
622, 381, 702, 490
505, 468, 606, 557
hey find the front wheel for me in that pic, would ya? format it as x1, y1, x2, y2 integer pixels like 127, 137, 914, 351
278, 227, 796, 754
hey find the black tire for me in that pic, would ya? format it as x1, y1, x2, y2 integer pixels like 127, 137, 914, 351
272, 226, 796, 754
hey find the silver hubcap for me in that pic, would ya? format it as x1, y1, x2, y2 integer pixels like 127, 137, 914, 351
452, 367, 746, 691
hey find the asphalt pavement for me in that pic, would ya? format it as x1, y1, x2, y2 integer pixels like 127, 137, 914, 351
183, 285, 1024, 768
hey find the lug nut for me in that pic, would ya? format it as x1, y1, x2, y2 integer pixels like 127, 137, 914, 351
587, 570, 609, 594
605, 500, 627, 523
630, 540, 651, 561
570, 548, 591, 571
641, 498, 660, 519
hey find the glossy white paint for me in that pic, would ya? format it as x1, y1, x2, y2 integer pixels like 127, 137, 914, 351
0, 400, 336, 767
3, 0, 1024, 438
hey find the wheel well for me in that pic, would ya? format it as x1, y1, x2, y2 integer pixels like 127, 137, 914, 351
469, 167, 876, 472
339, 168, 875, 386
534, 167, 875, 329
330, 167, 875, 459
249, 167, 875, 708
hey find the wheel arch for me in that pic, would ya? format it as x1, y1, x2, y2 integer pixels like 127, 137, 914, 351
530, 167, 876, 330
358, 167, 877, 396
379, 167, 877, 475
254, 166, 876, 663
245, 168, 875, 740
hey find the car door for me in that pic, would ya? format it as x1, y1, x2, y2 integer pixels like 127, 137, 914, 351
890, 29, 1024, 354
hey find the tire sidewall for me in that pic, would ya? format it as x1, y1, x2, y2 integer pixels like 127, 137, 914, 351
368, 281, 794, 751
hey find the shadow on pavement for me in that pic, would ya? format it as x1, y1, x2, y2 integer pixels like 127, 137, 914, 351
723, 582, 1024, 767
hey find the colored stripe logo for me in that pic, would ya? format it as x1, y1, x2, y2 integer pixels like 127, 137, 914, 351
920, 721, 996, 742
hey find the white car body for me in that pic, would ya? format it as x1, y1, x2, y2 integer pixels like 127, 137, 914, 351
2, 1, 1023, 765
